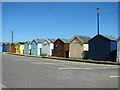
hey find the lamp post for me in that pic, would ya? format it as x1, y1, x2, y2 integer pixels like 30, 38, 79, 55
11, 30, 13, 43
97, 8, 100, 35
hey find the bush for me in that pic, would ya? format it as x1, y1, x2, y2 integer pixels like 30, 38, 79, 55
41, 53, 47, 56
9, 52, 13, 54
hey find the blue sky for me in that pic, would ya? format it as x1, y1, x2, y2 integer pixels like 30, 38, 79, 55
2, 2, 118, 42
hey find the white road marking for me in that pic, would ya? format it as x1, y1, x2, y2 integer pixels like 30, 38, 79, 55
30, 62, 55, 65
58, 66, 119, 70
101, 67, 109, 69
110, 76, 120, 78
84, 68, 92, 69
58, 68, 82, 70
111, 67, 119, 69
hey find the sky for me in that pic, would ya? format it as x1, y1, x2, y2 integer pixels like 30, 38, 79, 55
2, 2, 118, 42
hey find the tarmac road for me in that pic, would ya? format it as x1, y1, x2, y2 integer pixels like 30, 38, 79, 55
2, 54, 120, 88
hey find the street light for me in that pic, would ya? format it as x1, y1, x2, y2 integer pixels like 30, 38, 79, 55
97, 8, 99, 13
97, 8, 100, 35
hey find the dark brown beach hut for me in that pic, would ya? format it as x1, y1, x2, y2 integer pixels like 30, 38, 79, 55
54, 38, 70, 58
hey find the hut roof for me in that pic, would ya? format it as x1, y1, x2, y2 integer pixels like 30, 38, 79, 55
47, 38, 56, 43
77, 35, 91, 43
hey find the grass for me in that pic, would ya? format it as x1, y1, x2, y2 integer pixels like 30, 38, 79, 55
8, 52, 13, 54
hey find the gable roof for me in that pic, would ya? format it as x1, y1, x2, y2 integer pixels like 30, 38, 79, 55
6, 43, 12, 46
102, 35, 117, 41
47, 38, 56, 43
32, 39, 44, 43
25, 41, 31, 44
6, 42, 12, 45
2, 42, 10, 45
55, 38, 70, 43
36, 39, 44, 43
0, 42, 13, 45
60, 39, 71, 43
70, 35, 91, 44
77, 35, 91, 43
2, 42, 7, 45
89, 34, 117, 42
11, 42, 16, 45
18, 42, 25, 44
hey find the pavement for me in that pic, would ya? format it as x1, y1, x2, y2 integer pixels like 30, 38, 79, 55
2, 54, 120, 88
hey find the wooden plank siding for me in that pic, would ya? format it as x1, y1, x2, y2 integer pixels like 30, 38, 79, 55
64, 43, 69, 58
11, 43, 16, 53
69, 35, 90, 59
31, 39, 44, 55
31, 40, 37, 55
16, 42, 24, 54
54, 39, 64, 57
41, 39, 55, 56
2, 43, 7, 52
89, 34, 117, 61
7, 43, 11, 52
24, 41, 31, 54
54, 39, 70, 58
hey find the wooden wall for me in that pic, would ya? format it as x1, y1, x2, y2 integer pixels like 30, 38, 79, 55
11, 43, 16, 53
54, 39, 69, 58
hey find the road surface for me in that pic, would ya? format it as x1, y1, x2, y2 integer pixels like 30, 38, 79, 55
2, 54, 120, 88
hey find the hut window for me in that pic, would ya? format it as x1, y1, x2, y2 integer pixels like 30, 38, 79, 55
43, 43, 47, 46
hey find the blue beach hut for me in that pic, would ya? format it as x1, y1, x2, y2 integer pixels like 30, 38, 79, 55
31, 39, 44, 55
24, 41, 31, 54
2, 43, 7, 52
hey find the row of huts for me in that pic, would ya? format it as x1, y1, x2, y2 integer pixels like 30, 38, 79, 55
1, 34, 120, 62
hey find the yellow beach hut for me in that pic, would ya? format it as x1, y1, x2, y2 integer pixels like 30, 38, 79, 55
16, 42, 25, 54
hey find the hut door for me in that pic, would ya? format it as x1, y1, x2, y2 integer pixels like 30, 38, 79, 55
65, 51, 69, 58
40, 48, 42, 56
23, 49, 24, 54
52, 49, 54, 56
29, 49, 31, 55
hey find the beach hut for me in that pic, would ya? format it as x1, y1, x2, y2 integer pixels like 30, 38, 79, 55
24, 41, 31, 54
31, 39, 44, 55
2, 43, 7, 52
0, 43, 2, 52
7, 43, 11, 52
16, 42, 25, 54
41, 38, 56, 56
88, 34, 117, 61
54, 38, 70, 58
11, 43, 16, 53
117, 37, 120, 62
69, 35, 91, 59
